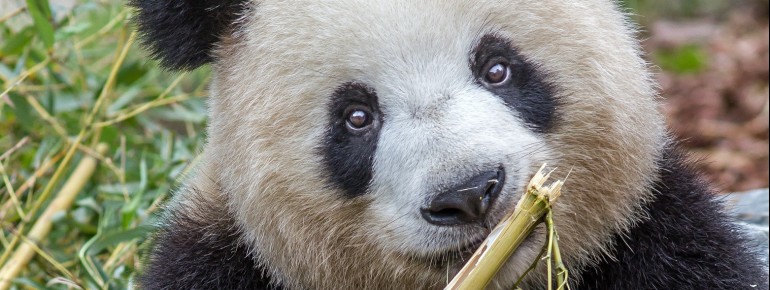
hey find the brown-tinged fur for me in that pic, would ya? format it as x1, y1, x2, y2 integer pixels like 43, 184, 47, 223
170, 1, 664, 289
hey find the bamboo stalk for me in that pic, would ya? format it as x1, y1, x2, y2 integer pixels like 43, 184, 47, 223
446, 165, 564, 290
0, 144, 108, 290
0, 149, 65, 221
545, 208, 569, 290
0, 7, 26, 25
0, 137, 30, 162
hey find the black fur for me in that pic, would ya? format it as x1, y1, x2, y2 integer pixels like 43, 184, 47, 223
137, 190, 281, 290
577, 148, 769, 289
321, 83, 383, 198
128, 0, 250, 70
471, 35, 558, 133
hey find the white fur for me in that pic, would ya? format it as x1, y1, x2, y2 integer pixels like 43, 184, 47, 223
176, 0, 665, 288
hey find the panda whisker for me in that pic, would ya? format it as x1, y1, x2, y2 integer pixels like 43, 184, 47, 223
381, 210, 413, 231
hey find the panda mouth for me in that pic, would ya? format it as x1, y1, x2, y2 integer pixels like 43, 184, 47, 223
426, 237, 487, 269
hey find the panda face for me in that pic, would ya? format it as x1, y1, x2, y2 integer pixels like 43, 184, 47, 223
334, 33, 555, 261
194, 0, 663, 288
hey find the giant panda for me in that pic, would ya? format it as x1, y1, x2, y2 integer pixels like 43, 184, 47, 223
130, 0, 769, 289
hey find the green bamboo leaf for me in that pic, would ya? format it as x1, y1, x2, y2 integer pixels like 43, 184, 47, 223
56, 21, 91, 41
10, 277, 46, 289
8, 93, 36, 133
86, 226, 154, 255
25, 0, 55, 49
1, 26, 35, 56
115, 62, 149, 87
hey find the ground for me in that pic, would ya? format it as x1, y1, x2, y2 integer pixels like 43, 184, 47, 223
650, 4, 769, 192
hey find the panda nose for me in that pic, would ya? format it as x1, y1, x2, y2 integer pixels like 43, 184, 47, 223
421, 168, 505, 226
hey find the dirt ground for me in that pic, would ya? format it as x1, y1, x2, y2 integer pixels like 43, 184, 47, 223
648, 6, 769, 192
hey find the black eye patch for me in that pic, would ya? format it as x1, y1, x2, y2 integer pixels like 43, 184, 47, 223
471, 35, 559, 133
321, 83, 383, 198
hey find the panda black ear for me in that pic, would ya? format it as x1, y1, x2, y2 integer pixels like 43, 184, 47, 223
129, 0, 251, 71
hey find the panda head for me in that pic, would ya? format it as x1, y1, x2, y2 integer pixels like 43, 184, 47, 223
134, 0, 665, 288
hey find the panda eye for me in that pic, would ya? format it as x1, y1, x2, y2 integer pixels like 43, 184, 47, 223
482, 61, 511, 86
345, 106, 373, 131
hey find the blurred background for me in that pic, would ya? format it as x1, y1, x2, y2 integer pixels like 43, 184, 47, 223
0, 0, 768, 289
626, 0, 769, 192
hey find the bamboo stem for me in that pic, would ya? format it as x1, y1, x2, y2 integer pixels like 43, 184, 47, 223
0, 137, 30, 162
546, 211, 555, 290
0, 7, 26, 25
446, 165, 564, 290
0, 151, 65, 221
0, 144, 107, 290
547, 211, 569, 290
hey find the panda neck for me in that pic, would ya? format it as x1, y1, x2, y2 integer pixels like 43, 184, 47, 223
575, 147, 768, 289
138, 182, 284, 289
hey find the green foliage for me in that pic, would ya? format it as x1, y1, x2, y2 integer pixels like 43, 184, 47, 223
24, 0, 54, 49
1, 1, 209, 289
654, 45, 709, 74
620, 0, 732, 24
